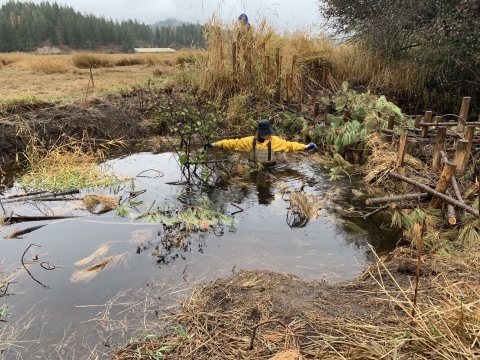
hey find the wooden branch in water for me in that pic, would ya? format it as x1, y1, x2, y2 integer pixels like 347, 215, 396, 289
389, 172, 479, 217
5, 215, 78, 224
365, 193, 430, 206
7, 225, 47, 238
1, 189, 80, 204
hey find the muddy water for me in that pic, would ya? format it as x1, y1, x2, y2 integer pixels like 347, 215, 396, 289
0, 152, 396, 358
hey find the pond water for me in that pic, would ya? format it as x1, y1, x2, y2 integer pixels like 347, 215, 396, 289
0, 152, 396, 359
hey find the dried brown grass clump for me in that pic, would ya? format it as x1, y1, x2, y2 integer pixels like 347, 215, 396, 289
74, 242, 113, 267
364, 133, 424, 185
72, 53, 114, 69
83, 194, 120, 214
70, 253, 126, 283
23, 55, 70, 74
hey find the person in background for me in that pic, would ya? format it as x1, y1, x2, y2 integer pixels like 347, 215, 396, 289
238, 13, 251, 30
204, 119, 318, 165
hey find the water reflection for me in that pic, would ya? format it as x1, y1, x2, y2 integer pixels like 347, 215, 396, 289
0, 152, 398, 359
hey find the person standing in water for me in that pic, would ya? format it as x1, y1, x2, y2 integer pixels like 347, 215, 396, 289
204, 119, 318, 165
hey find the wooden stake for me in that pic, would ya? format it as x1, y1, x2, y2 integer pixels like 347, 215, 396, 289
312, 92, 317, 104
461, 125, 475, 172
299, 74, 305, 105
286, 74, 291, 106
313, 102, 319, 119
325, 104, 332, 124
247, 46, 252, 75
264, 55, 270, 86
397, 133, 408, 167
232, 42, 237, 92
388, 115, 395, 130
434, 115, 442, 126
458, 96, 471, 133
430, 160, 457, 208
290, 55, 297, 95
431, 127, 447, 172
421, 111, 433, 137
386, 115, 395, 143
414, 115, 422, 129
446, 204, 457, 225
453, 139, 469, 174
411, 216, 426, 321
344, 110, 351, 122
274, 49, 281, 103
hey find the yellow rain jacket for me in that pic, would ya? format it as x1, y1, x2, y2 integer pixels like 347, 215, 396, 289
214, 136, 306, 165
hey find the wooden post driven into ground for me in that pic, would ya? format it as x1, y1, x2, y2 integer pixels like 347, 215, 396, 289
299, 74, 305, 105
274, 48, 280, 103
232, 42, 237, 92
458, 96, 471, 133
462, 125, 475, 171
325, 104, 332, 124
290, 55, 297, 100
421, 111, 433, 138
414, 115, 422, 129
344, 110, 351, 122
397, 133, 408, 167
386, 115, 395, 143
247, 47, 252, 76
431, 127, 447, 172
264, 55, 270, 86
286, 74, 291, 106
454, 139, 469, 174
313, 102, 319, 120
430, 161, 457, 208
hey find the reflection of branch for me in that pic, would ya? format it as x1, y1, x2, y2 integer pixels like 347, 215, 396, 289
21, 244, 50, 290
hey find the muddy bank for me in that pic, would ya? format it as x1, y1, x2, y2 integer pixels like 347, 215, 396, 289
115, 246, 480, 359
0, 93, 153, 166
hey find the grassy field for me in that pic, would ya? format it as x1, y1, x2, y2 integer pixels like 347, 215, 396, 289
0, 51, 194, 105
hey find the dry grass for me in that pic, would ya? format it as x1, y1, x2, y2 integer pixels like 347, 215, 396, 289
363, 133, 425, 185
83, 194, 120, 214
16, 132, 126, 192
74, 242, 113, 267
70, 253, 127, 283
114, 245, 480, 359
0, 51, 190, 107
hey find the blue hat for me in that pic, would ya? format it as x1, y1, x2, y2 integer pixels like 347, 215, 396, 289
257, 119, 275, 135
238, 13, 249, 22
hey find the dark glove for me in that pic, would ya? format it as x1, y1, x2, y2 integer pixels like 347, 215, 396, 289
305, 142, 318, 151
203, 143, 215, 150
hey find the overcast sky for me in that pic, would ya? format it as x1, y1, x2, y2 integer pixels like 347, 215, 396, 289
1, 0, 322, 30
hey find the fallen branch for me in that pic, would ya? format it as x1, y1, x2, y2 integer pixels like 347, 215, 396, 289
440, 151, 464, 204
446, 205, 456, 225
1, 189, 80, 204
5, 215, 78, 224
388, 172, 479, 217
7, 225, 47, 238
364, 204, 389, 218
231, 203, 244, 212
21, 244, 50, 289
365, 193, 430, 206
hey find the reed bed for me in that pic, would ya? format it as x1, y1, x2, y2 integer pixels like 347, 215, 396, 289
114, 245, 480, 359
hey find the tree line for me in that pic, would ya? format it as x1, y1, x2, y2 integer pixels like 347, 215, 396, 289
0, 1, 205, 53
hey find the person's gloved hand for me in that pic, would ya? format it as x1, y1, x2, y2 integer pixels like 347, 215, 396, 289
203, 143, 215, 150
305, 142, 318, 151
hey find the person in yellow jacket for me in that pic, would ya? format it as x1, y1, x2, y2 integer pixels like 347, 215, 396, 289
204, 119, 318, 165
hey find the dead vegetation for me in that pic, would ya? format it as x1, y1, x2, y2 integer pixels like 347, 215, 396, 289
114, 245, 480, 359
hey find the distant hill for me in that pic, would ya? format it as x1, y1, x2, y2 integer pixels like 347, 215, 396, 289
0, 1, 204, 53
151, 18, 192, 30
